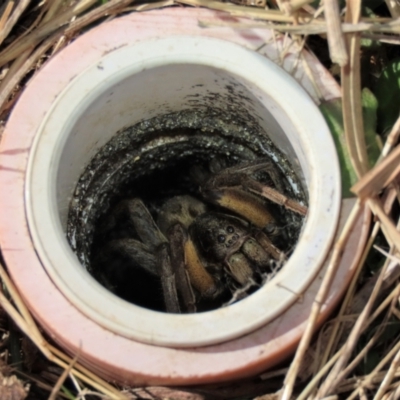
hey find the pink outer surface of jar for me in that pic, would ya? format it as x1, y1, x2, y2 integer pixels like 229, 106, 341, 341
0, 8, 368, 385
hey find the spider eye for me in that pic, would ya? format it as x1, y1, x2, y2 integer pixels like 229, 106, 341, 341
226, 226, 234, 233
217, 234, 226, 243
265, 224, 278, 235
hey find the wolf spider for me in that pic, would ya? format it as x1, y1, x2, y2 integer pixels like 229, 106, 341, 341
96, 160, 307, 313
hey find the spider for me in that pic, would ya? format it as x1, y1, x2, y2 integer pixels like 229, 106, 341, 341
94, 160, 307, 313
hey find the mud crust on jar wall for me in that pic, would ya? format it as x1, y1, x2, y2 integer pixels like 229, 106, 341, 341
67, 107, 308, 311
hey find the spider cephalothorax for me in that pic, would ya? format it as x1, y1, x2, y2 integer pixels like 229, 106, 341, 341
94, 160, 307, 313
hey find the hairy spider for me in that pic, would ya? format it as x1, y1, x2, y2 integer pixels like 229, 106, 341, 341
94, 160, 307, 313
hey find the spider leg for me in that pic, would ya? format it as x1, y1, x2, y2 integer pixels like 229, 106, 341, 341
241, 238, 271, 267
204, 160, 284, 192
101, 198, 167, 247
106, 239, 182, 313
226, 253, 254, 285
201, 187, 278, 234
254, 231, 285, 261
168, 224, 196, 313
166, 222, 222, 310
106, 238, 158, 276
201, 160, 307, 217
157, 243, 181, 313
243, 178, 308, 216
186, 240, 221, 299
101, 199, 184, 313
226, 236, 278, 283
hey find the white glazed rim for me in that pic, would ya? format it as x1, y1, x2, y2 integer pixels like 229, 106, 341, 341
26, 36, 341, 348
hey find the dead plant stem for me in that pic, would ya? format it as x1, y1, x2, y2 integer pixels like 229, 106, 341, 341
351, 146, 400, 199
384, 0, 400, 18
0, 0, 128, 67
0, 1, 14, 32
176, 0, 295, 21
341, 0, 369, 178
42, 0, 66, 24
49, 355, 79, 400
0, 261, 126, 399
318, 219, 379, 370
367, 198, 400, 249
343, 304, 395, 400
0, 34, 57, 114
298, 230, 400, 400
373, 333, 400, 399
348, 334, 400, 399
0, 262, 46, 345
47, 344, 124, 398
296, 350, 341, 400
287, 0, 315, 13
317, 235, 395, 397
281, 201, 362, 400
198, 19, 400, 35
299, 50, 323, 100
123, 0, 174, 11
0, 0, 30, 47
65, 0, 135, 35
324, 0, 348, 65
381, 116, 400, 158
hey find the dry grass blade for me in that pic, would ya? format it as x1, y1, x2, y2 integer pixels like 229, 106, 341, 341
347, 336, 400, 399
367, 198, 400, 249
334, 371, 400, 394
280, 202, 362, 400
198, 18, 400, 35
316, 236, 394, 397
46, 0, 100, 24
389, 384, 400, 399
0, 0, 30, 47
381, 116, 400, 158
0, 0, 131, 68
316, 220, 379, 364
124, 0, 175, 11
286, 0, 315, 13
324, 0, 348, 66
175, 0, 295, 22
352, 145, 400, 199
297, 220, 379, 400
341, 0, 369, 178
362, 33, 400, 44
373, 346, 400, 400
373, 245, 400, 264
0, 1, 14, 32
0, 261, 127, 399
49, 355, 78, 400
384, 0, 400, 18
64, 0, 136, 35
0, 260, 48, 348
41, 0, 66, 24
341, 294, 396, 399
0, 34, 58, 115
297, 351, 341, 400
0, 6, 81, 67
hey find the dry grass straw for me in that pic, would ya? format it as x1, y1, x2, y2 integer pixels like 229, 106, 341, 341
1, 0, 400, 399
0, 258, 128, 399
324, 0, 348, 66
293, 116, 400, 399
